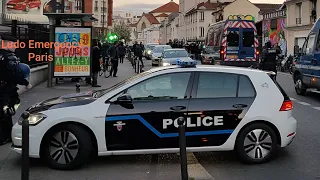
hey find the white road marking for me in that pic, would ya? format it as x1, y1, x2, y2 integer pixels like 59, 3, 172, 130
297, 101, 311, 106
313, 107, 320, 110
290, 97, 296, 101
187, 153, 214, 180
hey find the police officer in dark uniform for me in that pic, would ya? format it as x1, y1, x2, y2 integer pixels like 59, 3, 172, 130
108, 41, 120, 77
0, 36, 32, 145
261, 41, 278, 79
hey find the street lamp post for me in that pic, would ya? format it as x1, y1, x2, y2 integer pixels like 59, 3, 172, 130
102, 0, 105, 36
81, 0, 85, 26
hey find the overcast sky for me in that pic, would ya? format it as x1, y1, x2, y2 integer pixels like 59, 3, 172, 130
114, 0, 285, 12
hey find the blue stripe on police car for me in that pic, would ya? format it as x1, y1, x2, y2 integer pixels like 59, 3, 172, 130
105, 115, 234, 138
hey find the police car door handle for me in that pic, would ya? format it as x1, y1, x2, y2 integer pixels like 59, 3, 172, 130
170, 106, 186, 111
232, 104, 247, 108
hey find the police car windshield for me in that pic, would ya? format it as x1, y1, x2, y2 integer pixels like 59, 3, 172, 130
163, 50, 188, 58
93, 71, 151, 98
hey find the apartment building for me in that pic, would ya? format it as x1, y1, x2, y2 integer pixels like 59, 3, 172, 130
184, 0, 217, 41
92, 0, 108, 28
143, 25, 161, 44
179, 0, 209, 41
113, 11, 140, 24
285, 0, 317, 55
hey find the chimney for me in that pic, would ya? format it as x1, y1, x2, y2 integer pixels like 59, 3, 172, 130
107, 0, 113, 27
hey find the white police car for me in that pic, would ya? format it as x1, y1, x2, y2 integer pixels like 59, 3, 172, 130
11, 59, 297, 170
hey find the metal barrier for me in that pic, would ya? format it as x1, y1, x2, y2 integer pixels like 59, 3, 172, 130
0, 19, 50, 68
21, 112, 30, 180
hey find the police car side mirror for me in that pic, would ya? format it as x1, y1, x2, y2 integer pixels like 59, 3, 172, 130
116, 93, 132, 104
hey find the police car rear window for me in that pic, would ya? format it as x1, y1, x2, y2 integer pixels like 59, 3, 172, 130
268, 73, 290, 100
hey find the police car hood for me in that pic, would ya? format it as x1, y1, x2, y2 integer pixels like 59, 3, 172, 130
26, 91, 96, 113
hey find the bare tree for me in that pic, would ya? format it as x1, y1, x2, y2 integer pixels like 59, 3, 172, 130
112, 21, 132, 43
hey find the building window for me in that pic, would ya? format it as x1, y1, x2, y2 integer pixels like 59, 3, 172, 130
200, 27, 204, 37
75, 0, 82, 10
296, 3, 302, 24
200, 12, 204, 22
94, 1, 98, 12
101, 15, 106, 23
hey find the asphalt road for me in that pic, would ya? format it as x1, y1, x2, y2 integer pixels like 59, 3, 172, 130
1, 60, 320, 180
195, 72, 320, 180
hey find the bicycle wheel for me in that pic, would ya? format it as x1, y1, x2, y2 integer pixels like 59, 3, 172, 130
99, 64, 104, 76
106, 61, 112, 72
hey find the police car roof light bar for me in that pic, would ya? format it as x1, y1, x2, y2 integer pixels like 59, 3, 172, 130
176, 59, 197, 68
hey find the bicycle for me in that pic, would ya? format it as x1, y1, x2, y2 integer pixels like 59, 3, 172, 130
99, 56, 111, 78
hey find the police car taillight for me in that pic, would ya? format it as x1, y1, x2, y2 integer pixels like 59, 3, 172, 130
279, 100, 293, 111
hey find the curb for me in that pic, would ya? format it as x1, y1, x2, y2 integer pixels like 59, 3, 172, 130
187, 153, 214, 180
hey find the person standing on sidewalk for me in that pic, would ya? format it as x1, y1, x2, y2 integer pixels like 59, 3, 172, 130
108, 41, 120, 77
91, 39, 102, 87
118, 42, 126, 63
134, 42, 144, 68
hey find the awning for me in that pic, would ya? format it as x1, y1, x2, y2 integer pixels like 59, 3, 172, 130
43, 13, 98, 22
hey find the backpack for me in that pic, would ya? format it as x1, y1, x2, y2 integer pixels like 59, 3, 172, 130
135, 45, 143, 55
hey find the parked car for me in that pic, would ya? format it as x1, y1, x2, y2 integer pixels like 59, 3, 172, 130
151, 45, 172, 66
145, 43, 159, 60
7, 0, 41, 12
201, 46, 221, 65
159, 49, 191, 66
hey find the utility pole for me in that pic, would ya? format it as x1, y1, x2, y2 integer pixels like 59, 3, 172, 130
81, 0, 85, 26
102, 0, 106, 38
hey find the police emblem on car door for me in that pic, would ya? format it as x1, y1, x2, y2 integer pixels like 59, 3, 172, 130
105, 72, 195, 151
186, 72, 256, 147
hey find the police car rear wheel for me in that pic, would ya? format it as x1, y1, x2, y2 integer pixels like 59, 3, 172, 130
41, 124, 92, 170
235, 123, 278, 164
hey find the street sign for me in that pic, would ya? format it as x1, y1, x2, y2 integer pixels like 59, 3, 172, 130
54, 27, 92, 77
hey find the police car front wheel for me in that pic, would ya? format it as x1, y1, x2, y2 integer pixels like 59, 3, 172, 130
235, 123, 278, 164
41, 124, 92, 170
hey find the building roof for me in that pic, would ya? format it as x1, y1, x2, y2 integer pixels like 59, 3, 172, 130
155, 13, 169, 17
145, 13, 160, 24
254, 3, 283, 14
149, 1, 179, 13
212, 1, 283, 15
168, 12, 179, 21
185, 0, 217, 15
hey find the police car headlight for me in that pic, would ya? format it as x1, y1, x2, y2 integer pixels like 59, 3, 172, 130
18, 113, 47, 126
163, 62, 171, 66
147, 50, 151, 54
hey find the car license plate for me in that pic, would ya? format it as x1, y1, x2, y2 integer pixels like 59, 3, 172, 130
227, 55, 238, 59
